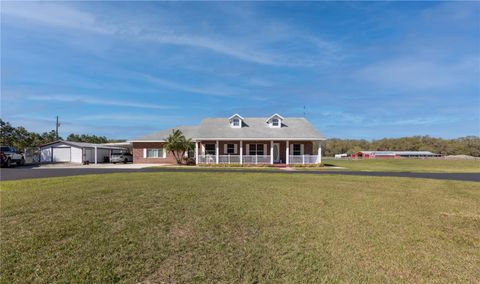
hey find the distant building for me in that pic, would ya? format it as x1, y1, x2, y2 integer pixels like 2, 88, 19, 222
351, 151, 442, 159
334, 153, 348, 159
39, 140, 127, 164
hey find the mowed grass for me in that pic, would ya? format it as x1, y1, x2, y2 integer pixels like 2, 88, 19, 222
323, 158, 480, 173
1, 172, 479, 283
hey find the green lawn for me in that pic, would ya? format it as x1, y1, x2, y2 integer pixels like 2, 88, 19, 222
1, 172, 479, 283
322, 158, 480, 173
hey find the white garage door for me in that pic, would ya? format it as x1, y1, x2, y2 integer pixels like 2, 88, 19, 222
52, 147, 71, 162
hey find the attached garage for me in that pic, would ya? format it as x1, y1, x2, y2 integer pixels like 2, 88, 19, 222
39, 140, 128, 164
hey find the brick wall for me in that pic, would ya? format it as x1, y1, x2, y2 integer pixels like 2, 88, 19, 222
134, 140, 315, 164
132, 142, 177, 164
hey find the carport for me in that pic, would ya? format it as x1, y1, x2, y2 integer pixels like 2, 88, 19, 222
39, 140, 128, 164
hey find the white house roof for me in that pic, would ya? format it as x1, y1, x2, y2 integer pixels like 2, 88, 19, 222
40, 140, 127, 150
131, 116, 325, 141
265, 113, 285, 122
228, 114, 245, 121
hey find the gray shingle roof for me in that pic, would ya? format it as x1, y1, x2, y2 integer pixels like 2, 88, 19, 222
40, 140, 127, 150
131, 117, 324, 141
195, 117, 324, 140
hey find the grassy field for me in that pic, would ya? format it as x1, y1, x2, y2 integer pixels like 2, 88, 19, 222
322, 158, 480, 172
1, 172, 479, 283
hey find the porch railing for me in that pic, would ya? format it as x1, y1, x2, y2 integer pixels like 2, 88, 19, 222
242, 155, 270, 164
197, 154, 216, 164
219, 155, 241, 164
197, 154, 320, 165
197, 155, 271, 164
289, 155, 320, 164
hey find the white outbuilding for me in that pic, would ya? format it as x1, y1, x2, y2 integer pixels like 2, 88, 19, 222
39, 140, 127, 164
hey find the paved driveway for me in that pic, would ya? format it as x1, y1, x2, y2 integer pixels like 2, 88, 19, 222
1, 167, 479, 182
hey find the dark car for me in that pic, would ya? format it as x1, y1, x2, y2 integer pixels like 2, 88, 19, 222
111, 153, 133, 164
1, 146, 25, 167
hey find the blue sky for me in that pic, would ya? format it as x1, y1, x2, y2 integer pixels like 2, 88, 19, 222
1, 1, 479, 139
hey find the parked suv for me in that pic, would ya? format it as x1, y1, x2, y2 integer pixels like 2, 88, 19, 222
1, 146, 25, 167
111, 153, 133, 164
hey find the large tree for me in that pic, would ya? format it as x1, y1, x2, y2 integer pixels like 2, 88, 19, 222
67, 133, 109, 144
164, 129, 194, 164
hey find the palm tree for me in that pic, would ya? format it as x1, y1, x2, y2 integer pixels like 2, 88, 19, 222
164, 129, 194, 164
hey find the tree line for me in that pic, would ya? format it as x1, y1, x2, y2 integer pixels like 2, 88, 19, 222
1, 119, 479, 156
0, 119, 123, 151
322, 136, 480, 157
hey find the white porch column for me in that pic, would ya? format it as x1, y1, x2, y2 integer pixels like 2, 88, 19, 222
195, 142, 199, 164
215, 140, 219, 164
94, 146, 98, 164
270, 140, 274, 164
317, 142, 322, 164
240, 140, 243, 165
286, 141, 289, 165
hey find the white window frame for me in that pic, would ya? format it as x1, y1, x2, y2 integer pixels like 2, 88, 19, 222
229, 114, 243, 128
268, 116, 282, 128
146, 148, 165, 158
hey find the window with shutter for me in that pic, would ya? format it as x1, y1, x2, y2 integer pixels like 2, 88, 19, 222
205, 144, 215, 155
293, 144, 301, 155
248, 144, 265, 155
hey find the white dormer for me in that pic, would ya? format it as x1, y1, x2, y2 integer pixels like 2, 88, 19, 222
228, 114, 244, 128
266, 113, 284, 128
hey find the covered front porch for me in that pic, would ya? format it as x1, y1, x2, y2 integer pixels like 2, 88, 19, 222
195, 140, 322, 165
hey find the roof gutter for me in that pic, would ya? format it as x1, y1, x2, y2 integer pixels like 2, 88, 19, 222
129, 138, 325, 142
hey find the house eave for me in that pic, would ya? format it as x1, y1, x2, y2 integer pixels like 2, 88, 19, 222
129, 140, 166, 143
130, 138, 326, 143
193, 137, 326, 141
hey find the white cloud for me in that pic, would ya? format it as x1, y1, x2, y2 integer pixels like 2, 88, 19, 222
355, 57, 479, 90
76, 113, 185, 122
2, 2, 339, 67
2, 2, 114, 34
143, 34, 282, 66
139, 74, 235, 97
27, 95, 176, 110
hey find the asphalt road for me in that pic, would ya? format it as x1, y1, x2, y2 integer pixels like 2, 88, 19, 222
1, 167, 480, 182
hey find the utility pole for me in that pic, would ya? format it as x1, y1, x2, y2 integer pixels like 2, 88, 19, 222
303, 105, 306, 117
55, 116, 60, 140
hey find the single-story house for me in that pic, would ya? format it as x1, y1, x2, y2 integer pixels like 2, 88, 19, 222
129, 114, 326, 165
39, 140, 128, 164
351, 151, 442, 159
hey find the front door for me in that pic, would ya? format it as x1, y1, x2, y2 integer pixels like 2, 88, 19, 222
273, 143, 280, 163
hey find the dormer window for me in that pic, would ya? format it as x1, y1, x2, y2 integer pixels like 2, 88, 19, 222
266, 113, 284, 128
228, 113, 244, 128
